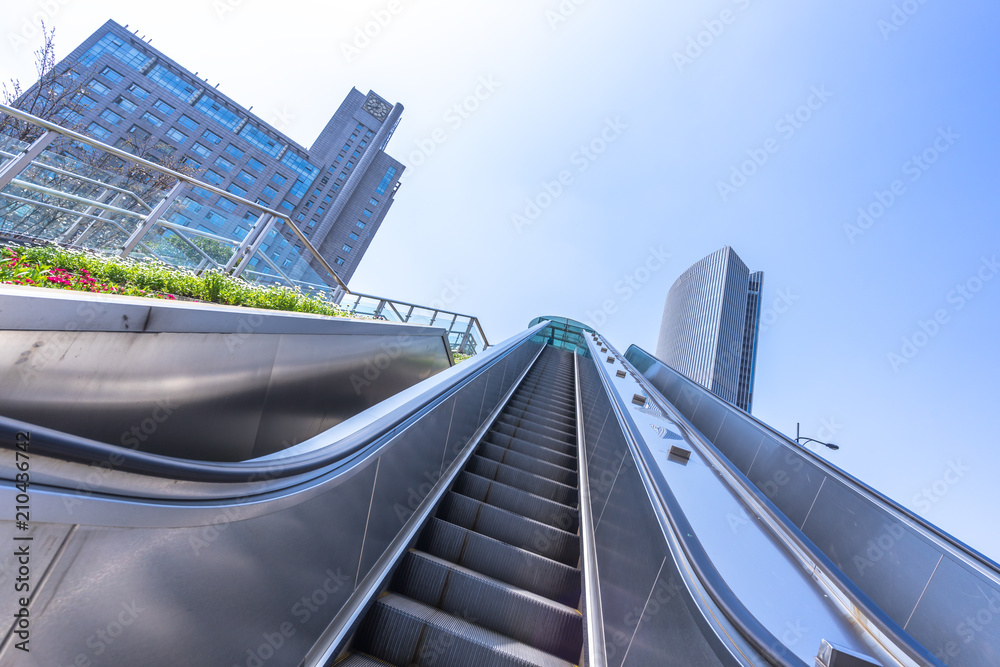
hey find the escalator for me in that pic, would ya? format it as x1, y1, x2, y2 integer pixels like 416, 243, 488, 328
340, 346, 583, 666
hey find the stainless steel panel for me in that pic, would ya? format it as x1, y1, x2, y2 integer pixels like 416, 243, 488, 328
0, 460, 378, 667
478, 362, 506, 424
252, 332, 447, 456
588, 421, 630, 528
673, 381, 701, 417
801, 477, 942, 626
621, 557, 731, 667
903, 555, 1000, 667
441, 375, 488, 471
1, 323, 451, 462
713, 413, 764, 475
593, 451, 671, 667
356, 396, 457, 579
0, 330, 278, 461
688, 392, 727, 442
745, 436, 828, 528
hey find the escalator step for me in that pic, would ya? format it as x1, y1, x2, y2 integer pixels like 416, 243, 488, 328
504, 404, 576, 430
335, 653, 396, 666
477, 443, 578, 488
355, 593, 575, 667
466, 456, 578, 507
486, 431, 576, 458
491, 421, 575, 450
391, 550, 583, 663
417, 518, 580, 605
498, 413, 577, 440
483, 433, 578, 471
453, 472, 579, 533
436, 492, 580, 566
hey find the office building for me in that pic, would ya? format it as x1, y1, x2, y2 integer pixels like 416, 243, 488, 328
655, 245, 763, 411
22, 19, 403, 284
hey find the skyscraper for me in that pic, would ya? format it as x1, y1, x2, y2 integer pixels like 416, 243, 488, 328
655, 246, 763, 412
20, 19, 404, 284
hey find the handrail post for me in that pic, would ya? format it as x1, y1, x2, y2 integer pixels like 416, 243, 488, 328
224, 211, 271, 273
120, 181, 185, 258
0, 130, 55, 191
231, 214, 277, 279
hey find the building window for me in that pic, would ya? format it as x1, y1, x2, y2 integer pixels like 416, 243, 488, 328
178, 115, 199, 130
127, 125, 151, 142
316, 207, 325, 215
282, 259, 291, 268
195, 94, 242, 130
152, 99, 175, 115
362, 209, 372, 217
262, 185, 278, 199
236, 171, 255, 186
181, 156, 201, 170
350, 134, 358, 141
352, 150, 360, 158
141, 111, 162, 127
365, 130, 373, 138
165, 127, 187, 143
87, 80, 110, 96
80, 32, 151, 70
271, 172, 287, 185
191, 142, 212, 158
227, 183, 247, 198
337, 172, 346, 180
86, 122, 111, 140
182, 197, 202, 212
359, 140, 367, 148
214, 156, 234, 172
375, 167, 396, 194
296, 213, 306, 222
342, 244, 352, 253
369, 197, 378, 206
323, 195, 332, 204
114, 96, 137, 113
77, 95, 97, 109
279, 200, 294, 211
201, 129, 222, 145
190, 186, 212, 199
356, 123, 364, 131
100, 66, 123, 83
238, 124, 283, 158
246, 157, 265, 172
147, 64, 196, 101
345, 161, 354, 170
356, 220, 366, 229
224, 144, 244, 160
205, 211, 227, 226
342, 144, 350, 151
203, 170, 224, 185
99, 108, 124, 126
349, 232, 359, 241
335, 257, 345, 266
127, 83, 149, 99
218, 197, 238, 212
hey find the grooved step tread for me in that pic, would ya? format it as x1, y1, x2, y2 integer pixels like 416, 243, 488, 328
357, 593, 575, 667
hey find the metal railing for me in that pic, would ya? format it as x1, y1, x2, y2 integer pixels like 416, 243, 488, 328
0, 102, 489, 355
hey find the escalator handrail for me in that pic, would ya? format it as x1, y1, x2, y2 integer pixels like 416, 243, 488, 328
625, 344, 1000, 583
623, 344, 945, 667
589, 336, 806, 667
0, 322, 549, 485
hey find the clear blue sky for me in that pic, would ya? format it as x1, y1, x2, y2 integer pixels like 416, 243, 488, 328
3, 0, 998, 561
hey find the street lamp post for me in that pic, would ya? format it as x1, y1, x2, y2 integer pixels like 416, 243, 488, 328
795, 422, 840, 450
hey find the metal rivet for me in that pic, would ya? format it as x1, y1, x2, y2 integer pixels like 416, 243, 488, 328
616, 370, 626, 378
632, 394, 646, 406
606, 356, 614, 363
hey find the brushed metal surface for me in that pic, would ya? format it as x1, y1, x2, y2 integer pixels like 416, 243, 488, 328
0, 288, 452, 461
0, 322, 544, 666
627, 345, 1000, 666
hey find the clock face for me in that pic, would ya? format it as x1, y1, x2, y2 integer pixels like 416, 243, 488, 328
363, 95, 391, 121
